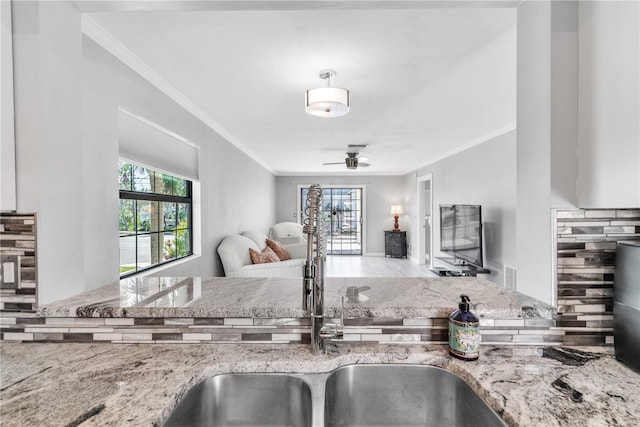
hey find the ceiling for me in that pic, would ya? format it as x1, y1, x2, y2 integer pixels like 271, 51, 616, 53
82, 1, 517, 176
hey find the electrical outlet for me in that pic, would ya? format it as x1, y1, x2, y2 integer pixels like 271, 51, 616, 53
1, 255, 20, 289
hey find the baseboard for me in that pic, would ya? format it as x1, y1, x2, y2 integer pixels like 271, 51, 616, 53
363, 252, 385, 257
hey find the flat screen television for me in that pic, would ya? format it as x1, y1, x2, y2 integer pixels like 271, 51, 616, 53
440, 204, 483, 268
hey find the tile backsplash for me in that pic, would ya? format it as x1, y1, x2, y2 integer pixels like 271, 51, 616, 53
1, 314, 561, 345
555, 208, 640, 345
0, 213, 38, 313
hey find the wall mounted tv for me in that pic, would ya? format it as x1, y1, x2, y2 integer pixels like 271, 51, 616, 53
440, 204, 483, 268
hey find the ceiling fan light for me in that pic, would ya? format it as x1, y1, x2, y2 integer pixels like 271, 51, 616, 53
305, 87, 350, 118
345, 156, 358, 169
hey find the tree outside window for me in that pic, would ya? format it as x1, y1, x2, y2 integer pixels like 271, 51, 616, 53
119, 160, 192, 276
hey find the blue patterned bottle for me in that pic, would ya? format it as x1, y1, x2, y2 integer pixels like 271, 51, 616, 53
448, 294, 480, 360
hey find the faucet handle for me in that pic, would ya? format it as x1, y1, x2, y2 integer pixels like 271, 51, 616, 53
319, 322, 343, 339
319, 297, 345, 339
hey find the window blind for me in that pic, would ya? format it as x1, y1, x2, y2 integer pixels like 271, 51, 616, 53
118, 109, 199, 181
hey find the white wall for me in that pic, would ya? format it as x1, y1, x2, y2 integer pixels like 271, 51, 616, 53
1, 0, 16, 211
516, 0, 553, 306
577, 1, 640, 208
516, 0, 577, 306
550, 0, 579, 208
13, 1, 86, 305
12, 2, 276, 304
404, 130, 517, 288
81, 34, 120, 300
81, 35, 277, 285
275, 176, 405, 255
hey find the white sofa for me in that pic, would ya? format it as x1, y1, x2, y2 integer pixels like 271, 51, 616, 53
268, 221, 306, 245
217, 230, 307, 277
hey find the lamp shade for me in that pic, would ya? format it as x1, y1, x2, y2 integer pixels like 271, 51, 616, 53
305, 87, 350, 118
390, 205, 404, 215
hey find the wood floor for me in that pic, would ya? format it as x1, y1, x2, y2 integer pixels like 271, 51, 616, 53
325, 255, 436, 277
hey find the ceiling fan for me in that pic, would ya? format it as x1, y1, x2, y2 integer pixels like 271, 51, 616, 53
323, 146, 371, 170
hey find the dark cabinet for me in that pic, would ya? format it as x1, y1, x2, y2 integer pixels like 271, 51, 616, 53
384, 231, 407, 258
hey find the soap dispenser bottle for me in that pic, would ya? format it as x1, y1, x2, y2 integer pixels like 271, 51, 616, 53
448, 294, 480, 360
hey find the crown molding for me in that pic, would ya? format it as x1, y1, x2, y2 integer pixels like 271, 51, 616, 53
80, 14, 275, 175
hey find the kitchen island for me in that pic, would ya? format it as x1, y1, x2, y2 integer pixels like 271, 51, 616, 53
38, 276, 554, 319
2, 276, 559, 346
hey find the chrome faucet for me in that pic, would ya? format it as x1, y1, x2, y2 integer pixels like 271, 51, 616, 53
303, 184, 343, 354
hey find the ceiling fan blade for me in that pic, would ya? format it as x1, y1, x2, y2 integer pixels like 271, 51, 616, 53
357, 156, 369, 162
359, 162, 371, 167
322, 162, 344, 165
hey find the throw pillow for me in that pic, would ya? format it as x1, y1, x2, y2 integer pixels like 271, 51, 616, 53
249, 246, 280, 264
266, 238, 291, 261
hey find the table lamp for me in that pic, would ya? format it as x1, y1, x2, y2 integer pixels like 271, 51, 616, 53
390, 205, 404, 232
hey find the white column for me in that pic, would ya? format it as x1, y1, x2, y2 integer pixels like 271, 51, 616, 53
12, 1, 84, 304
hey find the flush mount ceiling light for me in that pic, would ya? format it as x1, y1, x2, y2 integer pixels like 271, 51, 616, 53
305, 70, 350, 118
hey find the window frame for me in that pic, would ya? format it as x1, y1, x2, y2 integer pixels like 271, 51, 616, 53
118, 161, 193, 278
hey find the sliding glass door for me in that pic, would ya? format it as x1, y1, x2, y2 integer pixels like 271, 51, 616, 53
300, 187, 363, 255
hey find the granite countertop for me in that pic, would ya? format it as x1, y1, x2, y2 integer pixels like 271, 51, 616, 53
38, 276, 555, 319
1, 342, 638, 427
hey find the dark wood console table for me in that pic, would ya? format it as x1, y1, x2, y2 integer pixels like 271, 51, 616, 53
384, 231, 407, 258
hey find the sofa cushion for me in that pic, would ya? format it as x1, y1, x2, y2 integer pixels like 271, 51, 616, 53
249, 246, 280, 264
217, 235, 261, 276
242, 230, 269, 251
269, 222, 305, 244
266, 238, 291, 261
284, 242, 307, 259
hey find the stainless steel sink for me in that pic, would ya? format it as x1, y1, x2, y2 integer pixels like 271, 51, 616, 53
162, 373, 313, 427
324, 364, 506, 427
162, 365, 505, 427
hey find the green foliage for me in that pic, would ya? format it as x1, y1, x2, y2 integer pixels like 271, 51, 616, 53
163, 219, 189, 260
175, 177, 188, 196
118, 161, 133, 190
162, 175, 173, 194
138, 219, 151, 232
119, 200, 134, 232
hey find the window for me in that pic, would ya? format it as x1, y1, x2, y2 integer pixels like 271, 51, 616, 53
118, 160, 192, 276
300, 186, 363, 255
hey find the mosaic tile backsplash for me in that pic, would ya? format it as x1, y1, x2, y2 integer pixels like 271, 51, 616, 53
556, 208, 640, 346
0, 213, 37, 313
0, 315, 562, 345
